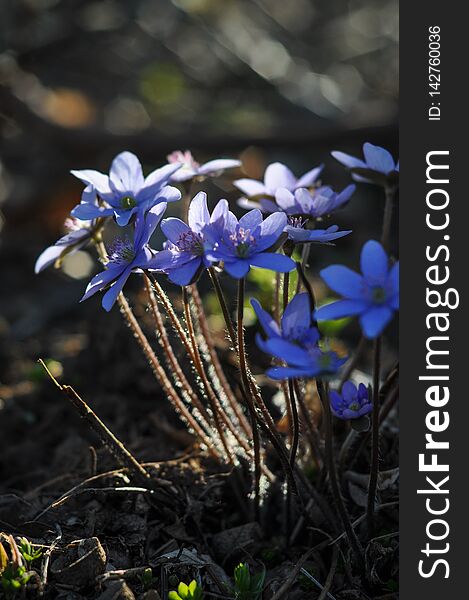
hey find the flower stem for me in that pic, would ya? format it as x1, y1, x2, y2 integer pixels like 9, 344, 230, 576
316, 379, 364, 570
283, 271, 299, 466
237, 278, 261, 520
367, 336, 382, 538
182, 287, 235, 465
381, 184, 397, 251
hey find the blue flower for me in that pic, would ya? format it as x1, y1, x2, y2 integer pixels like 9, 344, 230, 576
331, 143, 399, 186
285, 222, 352, 244
315, 240, 399, 339
71, 151, 182, 226
251, 293, 346, 380
148, 191, 228, 286
235, 161, 324, 213
81, 203, 167, 311
206, 209, 295, 279
35, 217, 96, 273
166, 150, 241, 182
330, 381, 372, 420
274, 184, 355, 218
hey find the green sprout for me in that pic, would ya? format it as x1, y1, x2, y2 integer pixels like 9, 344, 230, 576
1, 564, 32, 597
232, 563, 265, 600
18, 538, 42, 567
168, 579, 203, 600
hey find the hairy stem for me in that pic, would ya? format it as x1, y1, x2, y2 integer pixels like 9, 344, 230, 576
367, 336, 382, 537
381, 184, 397, 251
237, 279, 261, 519
317, 379, 364, 569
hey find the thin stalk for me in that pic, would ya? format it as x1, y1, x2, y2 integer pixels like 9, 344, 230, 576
208, 268, 238, 349
186, 288, 258, 463
294, 379, 323, 468
316, 379, 364, 569
143, 275, 213, 428
367, 336, 382, 537
118, 293, 221, 459
381, 184, 397, 251
283, 271, 299, 466
295, 243, 311, 295
92, 240, 218, 457
339, 336, 366, 390
191, 284, 252, 438
182, 287, 235, 465
237, 278, 261, 519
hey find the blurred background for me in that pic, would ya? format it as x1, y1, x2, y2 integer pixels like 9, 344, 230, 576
0, 0, 398, 484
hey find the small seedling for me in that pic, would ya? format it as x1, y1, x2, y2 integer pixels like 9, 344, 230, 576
18, 538, 42, 567
168, 579, 203, 600
1, 564, 32, 597
140, 567, 155, 591
232, 562, 265, 600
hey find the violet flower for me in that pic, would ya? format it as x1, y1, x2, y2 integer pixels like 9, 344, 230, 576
251, 293, 346, 380
315, 240, 399, 338
330, 381, 372, 420
235, 161, 324, 213
206, 209, 295, 279
275, 185, 355, 218
81, 203, 167, 311
148, 191, 228, 286
285, 221, 352, 244
35, 217, 97, 274
71, 151, 181, 226
167, 150, 241, 182
331, 143, 399, 186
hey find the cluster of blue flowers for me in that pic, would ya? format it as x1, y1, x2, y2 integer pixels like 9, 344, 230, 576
36, 144, 399, 419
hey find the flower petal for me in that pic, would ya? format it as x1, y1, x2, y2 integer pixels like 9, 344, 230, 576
331, 151, 366, 170
250, 298, 281, 338
388, 262, 399, 297
360, 240, 389, 285
71, 203, 112, 220
109, 151, 144, 192
281, 293, 312, 334
239, 209, 263, 230
275, 188, 296, 211
266, 366, 315, 380
296, 164, 324, 188
168, 258, 201, 286
250, 252, 295, 273
264, 162, 296, 193
35, 245, 65, 273
188, 191, 210, 232
363, 143, 396, 174
198, 158, 241, 175
161, 218, 191, 244
81, 266, 122, 302
315, 299, 367, 321
263, 338, 312, 367
359, 306, 393, 338
223, 259, 251, 279
140, 164, 182, 200
320, 265, 365, 299
233, 178, 267, 197
135, 202, 167, 247
70, 169, 112, 196
102, 270, 132, 311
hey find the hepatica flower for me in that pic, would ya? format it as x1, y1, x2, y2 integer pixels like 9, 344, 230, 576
275, 185, 355, 219
167, 150, 241, 182
315, 240, 399, 339
35, 217, 96, 273
251, 293, 346, 380
332, 143, 399, 186
285, 221, 351, 244
148, 191, 228, 286
207, 210, 295, 279
235, 161, 324, 212
330, 381, 372, 420
81, 203, 167, 311
71, 151, 181, 226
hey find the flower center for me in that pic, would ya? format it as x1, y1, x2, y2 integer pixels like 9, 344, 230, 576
318, 353, 332, 369
288, 216, 308, 229
120, 195, 137, 210
371, 285, 387, 304
349, 402, 360, 411
107, 238, 135, 265
230, 227, 255, 257
177, 230, 204, 255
